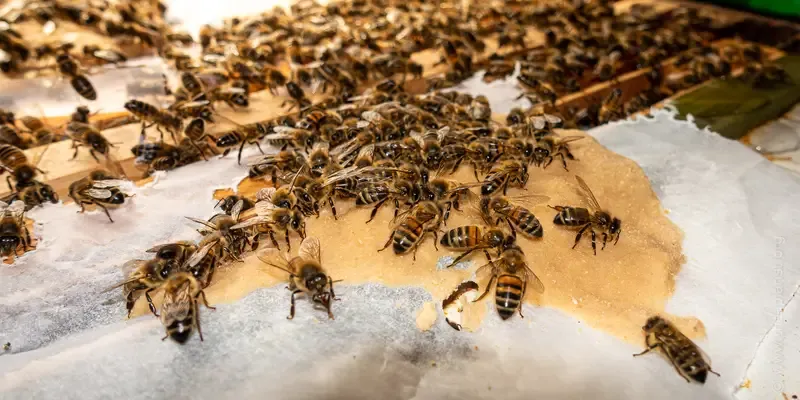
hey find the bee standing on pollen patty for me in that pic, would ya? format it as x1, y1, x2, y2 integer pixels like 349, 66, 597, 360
551, 176, 621, 255
473, 239, 545, 320
634, 316, 720, 384
259, 237, 339, 320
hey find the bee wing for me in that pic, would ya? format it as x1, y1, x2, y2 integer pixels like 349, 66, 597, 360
230, 199, 244, 221
7, 200, 25, 215
220, 87, 247, 94
102, 259, 147, 292
530, 116, 546, 130
322, 166, 361, 185
523, 265, 546, 294
575, 175, 602, 211
184, 241, 215, 268
86, 188, 112, 199
556, 135, 585, 144
505, 194, 551, 208
311, 141, 330, 153
544, 113, 563, 125
355, 121, 371, 129
436, 126, 451, 142
298, 237, 321, 263
360, 110, 382, 123
255, 187, 276, 202
409, 131, 425, 147
354, 144, 374, 160
230, 216, 271, 230
0, 200, 9, 212
90, 180, 127, 188
256, 249, 293, 274
179, 100, 212, 108
93, 49, 126, 63
185, 216, 218, 231
471, 260, 497, 298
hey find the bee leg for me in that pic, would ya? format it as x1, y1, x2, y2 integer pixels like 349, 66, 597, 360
328, 197, 338, 220
366, 198, 388, 223
602, 233, 608, 250
378, 231, 393, 252
5, 176, 13, 192
474, 273, 496, 302
572, 224, 591, 250
96, 202, 115, 223
633, 343, 661, 357
284, 230, 291, 252
268, 231, 280, 250
145, 289, 158, 317
287, 289, 302, 319
445, 247, 481, 268
198, 290, 216, 310
71, 145, 80, 160
253, 141, 265, 155
544, 156, 554, 169
505, 218, 517, 239
328, 277, 340, 300
615, 229, 621, 245
220, 148, 231, 158
432, 230, 439, 251
591, 230, 597, 255
559, 154, 569, 171
708, 368, 721, 377
89, 150, 100, 163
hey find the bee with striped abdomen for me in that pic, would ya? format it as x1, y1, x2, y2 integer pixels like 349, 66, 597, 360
379, 200, 443, 260
55, 51, 96, 100
551, 176, 621, 255
478, 194, 546, 239
533, 134, 584, 170
474, 240, 545, 320
124, 100, 183, 144
481, 160, 529, 196
440, 225, 507, 268
634, 316, 720, 384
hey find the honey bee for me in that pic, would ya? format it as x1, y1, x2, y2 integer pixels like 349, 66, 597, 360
258, 237, 338, 319
187, 201, 250, 262
124, 100, 183, 143
1, 180, 59, 210
55, 51, 96, 100
0, 144, 53, 199
216, 195, 255, 215
524, 113, 563, 138
231, 195, 306, 251
551, 176, 622, 255
473, 240, 545, 320
634, 316, 720, 384
208, 86, 250, 109
0, 124, 34, 148
440, 225, 508, 268
264, 126, 317, 151
215, 121, 271, 164
104, 258, 172, 316
594, 50, 621, 82
261, 66, 288, 95
70, 106, 92, 124
379, 200, 443, 260
282, 81, 312, 111
479, 194, 546, 238
68, 170, 131, 222
157, 272, 216, 343
0, 200, 32, 261
597, 88, 624, 124
248, 148, 307, 184
481, 160, 529, 196
533, 134, 584, 170
517, 75, 557, 106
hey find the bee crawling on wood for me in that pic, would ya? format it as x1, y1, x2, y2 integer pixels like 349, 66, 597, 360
634, 316, 720, 384
551, 176, 621, 255
259, 237, 339, 320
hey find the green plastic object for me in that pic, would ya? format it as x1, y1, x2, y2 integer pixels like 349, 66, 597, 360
701, 0, 800, 18
672, 55, 800, 140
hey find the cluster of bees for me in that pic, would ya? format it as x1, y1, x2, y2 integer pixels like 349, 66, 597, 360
0, 0, 190, 99
101, 78, 715, 384
0, 0, 742, 385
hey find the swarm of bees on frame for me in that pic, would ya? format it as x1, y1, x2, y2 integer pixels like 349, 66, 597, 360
0, 0, 745, 384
